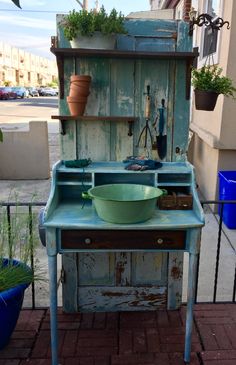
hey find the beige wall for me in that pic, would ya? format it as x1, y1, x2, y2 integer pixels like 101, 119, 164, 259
220, 0, 236, 148
191, 0, 235, 146
189, 133, 219, 200
190, 0, 236, 203
0, 122, 50, 180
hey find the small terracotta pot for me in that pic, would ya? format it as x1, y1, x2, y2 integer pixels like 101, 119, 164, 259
70, 81, 91, 90
67, 96, 87, 116
69, 84, 90, 97
70, 75, 91, 82
67, 96, 88, 102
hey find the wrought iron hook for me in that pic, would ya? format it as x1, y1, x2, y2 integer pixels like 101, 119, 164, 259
189, 13, 230, 36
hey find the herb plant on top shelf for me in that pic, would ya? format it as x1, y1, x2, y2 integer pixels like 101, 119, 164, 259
192, 65, 236, 111
61, 6, 127, 50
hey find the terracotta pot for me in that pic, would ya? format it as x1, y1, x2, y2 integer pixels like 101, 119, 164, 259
194, 90, 219, 111
67, 95, 88, 102
70, 75, 91, 82
70, 80, 91, 89
69, 84, 90, 98
67, 96, 87, 116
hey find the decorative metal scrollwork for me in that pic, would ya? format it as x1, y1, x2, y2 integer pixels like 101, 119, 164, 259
189, 13, 230, 36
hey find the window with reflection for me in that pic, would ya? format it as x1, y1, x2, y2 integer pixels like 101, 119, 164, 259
202, 0, 221, 58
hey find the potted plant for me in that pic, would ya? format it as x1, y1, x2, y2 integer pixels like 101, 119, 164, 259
0, 201, 43, 349
192, 65, 236, 111
61, 6, 127, 49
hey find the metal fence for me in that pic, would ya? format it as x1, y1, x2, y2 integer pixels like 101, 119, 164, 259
0, 200, 235, 308
196, 200, 236, 304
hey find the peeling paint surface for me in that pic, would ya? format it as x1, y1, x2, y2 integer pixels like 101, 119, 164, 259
171, 265, 182, 280
78, 286, 167, 312
56, 17, 196, 312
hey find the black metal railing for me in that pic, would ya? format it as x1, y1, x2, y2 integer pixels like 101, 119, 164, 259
196, 200, 236, 304
0, 202, 46, 309
0, 200, 235, 308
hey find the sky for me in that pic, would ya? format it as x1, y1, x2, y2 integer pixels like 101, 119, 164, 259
0, 0, 150, 60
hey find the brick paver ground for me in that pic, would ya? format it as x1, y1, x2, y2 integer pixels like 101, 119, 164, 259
0, 304, 235, 364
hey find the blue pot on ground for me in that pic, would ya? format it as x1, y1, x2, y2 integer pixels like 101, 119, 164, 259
0, 259, 31, 349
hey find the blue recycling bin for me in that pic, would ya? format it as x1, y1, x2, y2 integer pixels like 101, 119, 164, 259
218, 171, 236, 229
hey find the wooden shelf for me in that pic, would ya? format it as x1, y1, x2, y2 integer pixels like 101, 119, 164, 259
51, 115, 138, 135
50, 47, 198, 100
50, 47, 198, 60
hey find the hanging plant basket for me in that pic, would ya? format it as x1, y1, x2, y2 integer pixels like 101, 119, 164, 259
194, 89, 219, 111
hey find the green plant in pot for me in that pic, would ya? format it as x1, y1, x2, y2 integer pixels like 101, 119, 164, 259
61, 6, 127, 49
0, 200, 43, 349
192, 65, 236, 111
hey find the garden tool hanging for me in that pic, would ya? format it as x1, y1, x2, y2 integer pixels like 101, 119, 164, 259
156, 98, 167, 160
136, 85, 153, 154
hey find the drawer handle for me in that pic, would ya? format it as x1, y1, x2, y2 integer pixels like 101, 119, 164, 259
157, 238, 164, 245
84, 238, 92, 245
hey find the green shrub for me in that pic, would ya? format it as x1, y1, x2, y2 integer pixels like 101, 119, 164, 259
62, 6, 127, 41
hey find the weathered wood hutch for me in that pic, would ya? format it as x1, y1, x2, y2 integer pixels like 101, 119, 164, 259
44, 15, 204, 364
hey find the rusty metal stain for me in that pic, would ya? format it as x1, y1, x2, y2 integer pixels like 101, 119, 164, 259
115, 261, 125, 285
102, 291, 127, 297
171, 266, 182, 280
172, 32, 177, 39
130, 293, 167, 307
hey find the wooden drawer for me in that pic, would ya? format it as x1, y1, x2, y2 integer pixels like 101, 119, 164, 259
61, 230, 186, 250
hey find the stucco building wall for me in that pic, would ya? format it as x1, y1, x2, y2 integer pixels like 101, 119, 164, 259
189, 0, 236, 203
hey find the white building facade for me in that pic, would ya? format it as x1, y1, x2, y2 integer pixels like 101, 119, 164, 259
0, 41, 57, 87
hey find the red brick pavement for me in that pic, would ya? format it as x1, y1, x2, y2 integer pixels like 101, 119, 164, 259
0, 304, 235, 364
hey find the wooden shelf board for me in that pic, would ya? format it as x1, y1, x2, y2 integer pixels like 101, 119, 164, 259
51, 115, 138, 121
50, 47, 198, 60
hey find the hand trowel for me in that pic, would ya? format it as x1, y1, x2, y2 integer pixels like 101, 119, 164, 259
156, 98, 167, 160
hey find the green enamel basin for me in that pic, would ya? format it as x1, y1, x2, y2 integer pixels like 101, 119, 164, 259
85, 183, 164, 224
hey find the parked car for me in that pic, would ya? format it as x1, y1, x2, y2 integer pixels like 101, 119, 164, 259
52, 87, 59, 95
0, 87, 10, 100
11, 86, 29, 98
37, 87, 45, 96
0, 87, 17, 100
41, 87, 57, 96
28, 87, 39, 97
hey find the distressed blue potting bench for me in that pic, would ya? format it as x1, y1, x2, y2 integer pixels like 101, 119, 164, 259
45, 16, 204, 364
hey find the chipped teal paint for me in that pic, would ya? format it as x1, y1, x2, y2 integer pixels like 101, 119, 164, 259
45, 160, 204, 363
172, 60, 190, 162
47, 17, 203, 364
177, 21, 193, 52
123, 19, 177, 37
51, 17, 198, 314
78, 252, 115, 286
62, 253, 78, 312
173, 21, 192, 162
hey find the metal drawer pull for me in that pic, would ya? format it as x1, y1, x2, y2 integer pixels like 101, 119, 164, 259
84, 238, 92, 244
157, 238, 164, 244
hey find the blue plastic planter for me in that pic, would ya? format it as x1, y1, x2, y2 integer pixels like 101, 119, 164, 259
218, 171, 236, 229
0, 259, 30, 349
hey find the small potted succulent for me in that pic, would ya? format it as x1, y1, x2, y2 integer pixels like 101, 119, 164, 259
192, 65, 236, 111
61, 6, 127, 49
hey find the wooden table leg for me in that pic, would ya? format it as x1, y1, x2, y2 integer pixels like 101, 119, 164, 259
48, 254, 58, 365
184, 252, 198, 363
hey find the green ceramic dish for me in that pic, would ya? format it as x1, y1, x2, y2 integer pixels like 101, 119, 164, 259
83, 183, 165, 224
